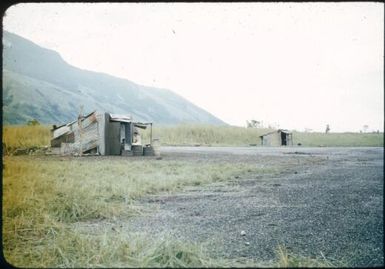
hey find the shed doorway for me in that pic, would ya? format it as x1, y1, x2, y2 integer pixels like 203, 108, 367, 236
281, 132, 287, 146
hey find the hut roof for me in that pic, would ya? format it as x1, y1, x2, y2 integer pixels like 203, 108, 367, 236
260, 129, 291, 138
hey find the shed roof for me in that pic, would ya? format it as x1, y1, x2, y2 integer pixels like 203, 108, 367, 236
260, 129, 292, 138
109, 113, 132, 123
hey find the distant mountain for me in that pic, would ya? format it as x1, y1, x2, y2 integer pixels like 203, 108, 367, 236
2, 31, 226, 125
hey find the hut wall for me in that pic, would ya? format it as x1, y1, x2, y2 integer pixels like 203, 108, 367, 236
284, 133, 293, 146
56, 112, 100, 155
72, 113, 99, 152
262, 132, 281, 146
96, 113, 106, 155
104, 115, 122, 155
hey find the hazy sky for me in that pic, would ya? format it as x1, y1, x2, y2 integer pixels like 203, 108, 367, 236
3, 2, 384, 132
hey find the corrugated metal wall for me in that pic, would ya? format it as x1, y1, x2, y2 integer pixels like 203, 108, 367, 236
261, 132, 282, 146
261, 131, 293, 146
59, 112, 100, 154
105, 118, 121, 155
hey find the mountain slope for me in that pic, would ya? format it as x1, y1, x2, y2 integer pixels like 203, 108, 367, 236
2, 31, 226, 125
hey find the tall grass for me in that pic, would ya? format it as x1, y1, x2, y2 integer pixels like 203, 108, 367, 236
148, 124, 383, 147
2, 125, 51, 152
292, 131, 383, 147
148, 124, 275, 146
5, 225, 246, 268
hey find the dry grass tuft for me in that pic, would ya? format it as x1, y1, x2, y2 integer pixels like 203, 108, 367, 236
275, 245, 345, 267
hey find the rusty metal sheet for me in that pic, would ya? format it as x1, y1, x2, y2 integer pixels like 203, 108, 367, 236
59, 119, 100, 155
52, 125, 71, 139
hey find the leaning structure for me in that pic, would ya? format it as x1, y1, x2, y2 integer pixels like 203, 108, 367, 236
50, 111, 159, 156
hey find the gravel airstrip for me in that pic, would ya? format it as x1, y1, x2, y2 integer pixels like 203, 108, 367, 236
76, 146, 384, 267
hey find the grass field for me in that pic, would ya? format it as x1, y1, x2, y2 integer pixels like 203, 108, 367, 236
2, 155, 339, 267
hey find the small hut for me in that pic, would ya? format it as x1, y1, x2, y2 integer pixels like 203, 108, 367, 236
260, 129, 293, 146
50, 111, 157, 156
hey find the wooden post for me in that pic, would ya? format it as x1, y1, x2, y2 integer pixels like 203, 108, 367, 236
150, 123, 153, 145
78, 105, 84, 156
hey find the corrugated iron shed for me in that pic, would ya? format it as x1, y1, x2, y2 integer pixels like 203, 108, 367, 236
260, 129, 293, 146
50, 111, 155, 156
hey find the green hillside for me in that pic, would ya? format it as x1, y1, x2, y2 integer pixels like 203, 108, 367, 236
2, 31, 226, 125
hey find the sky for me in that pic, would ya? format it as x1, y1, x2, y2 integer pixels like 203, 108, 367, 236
2, 2, 384, 132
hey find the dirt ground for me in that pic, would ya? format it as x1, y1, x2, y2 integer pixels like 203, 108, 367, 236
75, 146, 384, 267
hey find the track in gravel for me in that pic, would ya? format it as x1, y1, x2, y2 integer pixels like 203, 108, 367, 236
121, 147, 384, 266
